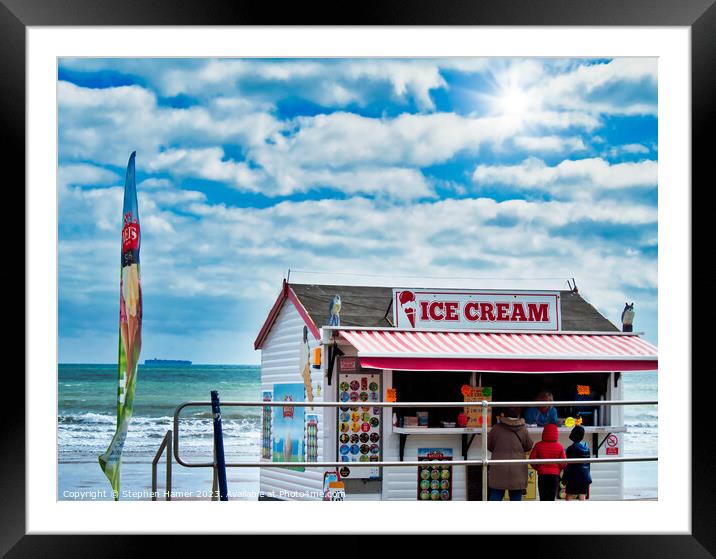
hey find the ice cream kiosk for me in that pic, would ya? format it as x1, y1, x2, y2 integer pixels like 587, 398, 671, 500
254, 281, 658, 500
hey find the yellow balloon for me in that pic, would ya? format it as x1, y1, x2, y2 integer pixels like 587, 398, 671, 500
565, 417, 575, 427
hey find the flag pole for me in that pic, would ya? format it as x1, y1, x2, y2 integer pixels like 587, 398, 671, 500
98, 151, 143, 500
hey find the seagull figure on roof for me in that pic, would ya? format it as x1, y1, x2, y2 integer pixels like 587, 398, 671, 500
621, 302, 635, 332
328, 294, 341, 326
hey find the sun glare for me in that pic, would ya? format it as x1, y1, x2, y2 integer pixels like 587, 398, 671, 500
495, 86, 530, 117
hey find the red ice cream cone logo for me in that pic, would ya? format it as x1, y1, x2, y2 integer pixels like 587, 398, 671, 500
398, 291, 416, 327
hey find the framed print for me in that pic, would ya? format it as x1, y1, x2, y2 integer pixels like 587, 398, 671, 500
12, 0, 712, 555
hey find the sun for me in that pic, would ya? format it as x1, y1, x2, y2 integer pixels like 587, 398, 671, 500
480, 64, 538, 124
494, 85, 531, 117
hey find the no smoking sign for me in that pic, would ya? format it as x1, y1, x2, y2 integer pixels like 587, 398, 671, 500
605, 434, 619, 455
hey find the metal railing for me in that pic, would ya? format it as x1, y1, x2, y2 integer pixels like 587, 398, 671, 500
151, 429, 172, 501
153, 398, 657, 501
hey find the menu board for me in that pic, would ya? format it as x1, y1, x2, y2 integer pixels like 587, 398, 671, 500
337, 358, 381, 479
418, 448, 452, 501
462, 385, 493, 428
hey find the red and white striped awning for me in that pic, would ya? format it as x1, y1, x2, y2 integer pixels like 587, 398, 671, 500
338, 329, 657, 373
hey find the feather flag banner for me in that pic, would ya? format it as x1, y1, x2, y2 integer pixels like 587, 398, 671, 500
99, 151, 143, 500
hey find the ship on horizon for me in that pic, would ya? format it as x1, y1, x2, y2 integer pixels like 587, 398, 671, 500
144, 358, 192, 367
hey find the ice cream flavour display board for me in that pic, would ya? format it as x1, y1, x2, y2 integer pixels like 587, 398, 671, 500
337, 358, 382, 479
418, 448, 453, 501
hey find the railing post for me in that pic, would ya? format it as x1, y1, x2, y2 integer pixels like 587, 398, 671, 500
151, 459, 158, 502
210, 390, 229, 501
152, 430, 171, 501
211, 442, 218, 502
166, 429, 173, 501
481, 400, 488, 501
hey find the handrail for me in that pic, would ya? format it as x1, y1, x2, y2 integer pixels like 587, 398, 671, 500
167, 398, 658, 500
174, 399, 656, 410
151, 429, 172, 501
163, 455, 657, 468
172, 400, 656, 465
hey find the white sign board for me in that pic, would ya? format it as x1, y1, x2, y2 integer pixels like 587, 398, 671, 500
393, 289, 561, 331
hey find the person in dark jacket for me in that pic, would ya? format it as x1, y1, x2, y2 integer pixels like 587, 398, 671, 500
563, 425, 592, 500
487, 407, 534, 501
529, 423, 566, 501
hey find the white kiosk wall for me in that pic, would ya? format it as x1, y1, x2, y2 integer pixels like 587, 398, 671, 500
259, 300, 324, 500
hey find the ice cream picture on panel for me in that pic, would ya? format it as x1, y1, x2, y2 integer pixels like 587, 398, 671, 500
398, 290, 416, 327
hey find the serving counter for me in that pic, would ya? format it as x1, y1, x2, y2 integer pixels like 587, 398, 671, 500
392, 425, 627, 461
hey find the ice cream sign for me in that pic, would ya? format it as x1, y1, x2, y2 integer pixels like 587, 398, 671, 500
393, 289, 561, 331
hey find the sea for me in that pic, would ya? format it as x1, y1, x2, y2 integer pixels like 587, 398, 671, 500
58, 364, 657, 500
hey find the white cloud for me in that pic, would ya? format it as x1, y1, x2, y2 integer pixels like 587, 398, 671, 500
145, 146, 433, 199
147, 189, 206, 207
60, 79, 606, 200
59, 183, 124, 232
528, 58, 657, 116
138, 177, 174, 189
147, 147, 266, 191
60, 57, 657, 121
621, 143, 651, 154
59, 175, 658, 362
58, 81, 282, 167
60, 187, 657, 301
58, 163, 120, 188
61, 58, 450, 110
253, 110, 598, 175
472, 157, 657, 198
605, 143, 652, 158
513, 135, 586, 153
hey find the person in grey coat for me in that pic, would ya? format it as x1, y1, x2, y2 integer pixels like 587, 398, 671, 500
487, 407, 534, 501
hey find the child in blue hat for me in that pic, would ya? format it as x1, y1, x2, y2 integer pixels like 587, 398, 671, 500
563, 425, 592, 500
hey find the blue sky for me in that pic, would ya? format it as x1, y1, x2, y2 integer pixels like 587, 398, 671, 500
57, 58, 658, 364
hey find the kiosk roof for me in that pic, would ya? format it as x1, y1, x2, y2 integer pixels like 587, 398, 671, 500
254, 281, 620, 350
290, 283, 619, 332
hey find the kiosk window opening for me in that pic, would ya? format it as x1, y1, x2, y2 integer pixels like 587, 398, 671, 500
392, 370, 470, 427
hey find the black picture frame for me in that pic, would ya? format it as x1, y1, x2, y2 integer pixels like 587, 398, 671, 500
9, 0, 711, 556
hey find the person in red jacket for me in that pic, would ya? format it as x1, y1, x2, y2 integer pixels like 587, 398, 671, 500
529, 423, 566, 501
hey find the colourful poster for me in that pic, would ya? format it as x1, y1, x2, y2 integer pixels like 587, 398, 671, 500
417, 448, 453, 501
262, 391, 272, 459
98, 152, 143, 500
272, 383, 305, 471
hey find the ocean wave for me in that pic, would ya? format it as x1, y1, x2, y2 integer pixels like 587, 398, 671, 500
624, 410, 658, 418
59, 412, 261, 458
59, 412, 119, 424
624, 422, 659, 429
59, 410, 258, 424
